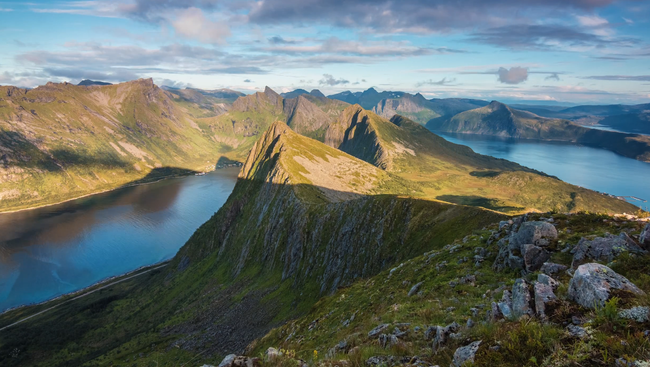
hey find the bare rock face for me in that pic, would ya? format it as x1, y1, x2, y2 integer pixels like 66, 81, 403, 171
452, 340, 482, 367
512, 279, 534, 319
568, 263, 645, 309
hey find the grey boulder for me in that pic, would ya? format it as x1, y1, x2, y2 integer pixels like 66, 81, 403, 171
452, 340, 482, 367
568, 263, 645, 309
510, 221, 558, 250
534, 282, 557, 319
522, 244, 551, 272
571, 233, 645, 268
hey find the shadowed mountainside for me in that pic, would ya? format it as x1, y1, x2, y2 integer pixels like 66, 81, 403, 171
0, 121, 507, 366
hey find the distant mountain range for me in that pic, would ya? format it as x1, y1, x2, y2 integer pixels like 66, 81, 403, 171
77, 79, 112, 86
429, 100, 650, 162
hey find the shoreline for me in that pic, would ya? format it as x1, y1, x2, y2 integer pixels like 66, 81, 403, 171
0, 260, 171, 321
0, 170, 206, 215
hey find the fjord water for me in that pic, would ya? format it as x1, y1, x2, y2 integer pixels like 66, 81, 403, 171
438, 133, 650, 209
0, 168, 239, 312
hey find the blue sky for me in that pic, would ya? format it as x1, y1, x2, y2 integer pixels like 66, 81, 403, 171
0, 0, 649, 104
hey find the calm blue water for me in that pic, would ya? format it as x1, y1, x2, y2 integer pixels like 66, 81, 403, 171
0, 169, 238, 312
438, 133, 650, 210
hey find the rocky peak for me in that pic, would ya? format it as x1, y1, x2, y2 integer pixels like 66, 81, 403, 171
263, 86, 283, 109
487, 100, 509, 112
310, 89, 325, 98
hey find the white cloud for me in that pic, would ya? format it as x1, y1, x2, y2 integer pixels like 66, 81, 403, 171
576, 14, 608, 27
170, 7, 231, 45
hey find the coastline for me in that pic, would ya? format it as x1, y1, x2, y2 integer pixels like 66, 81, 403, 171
0, 171, 201, 215
0, 260, 170, 324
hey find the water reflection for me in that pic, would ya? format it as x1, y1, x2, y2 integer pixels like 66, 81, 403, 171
438, 132, 650, 209
0, 168, 238, 311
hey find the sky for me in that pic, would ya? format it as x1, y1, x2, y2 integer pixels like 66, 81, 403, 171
0, 0, 649, 105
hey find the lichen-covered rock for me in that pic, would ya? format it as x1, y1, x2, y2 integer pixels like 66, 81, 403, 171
619, 306, 650, 322
534, 282, 557, 319
512, 279, 534, 319
509, 221, 558, 250
540, 262, 567, 276
430, 322, 460, 351
218, 356, 261, 367
568, 263, 645, 309
571, 233, 645, 268
452, 340, 482, 367
522, 244, 551, 272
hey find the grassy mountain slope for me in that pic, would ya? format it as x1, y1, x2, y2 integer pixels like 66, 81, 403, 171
372, 93, 488, 125
431, 101, 650, 162
0, 121, 506, 367
255, 212, 650, 367
324, 105, 637, 214
0, 79, 230, 212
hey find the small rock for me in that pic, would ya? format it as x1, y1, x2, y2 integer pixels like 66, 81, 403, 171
641, 224, 650, 248
219, 355, 237, 367
541, 262, 568, 276
446, 306, 456, 312
378, 334, 398, 348
265, 348, 279, 360
566, 324, 588, 338
368, 324, 390, 337
466, 318, 475, 328
619, 306, 650, 322
452, 340, 482, 367
568, 263, 645, 309
498, 290, 514, 319
408, 282, 424, 296
512, 279, 534, 319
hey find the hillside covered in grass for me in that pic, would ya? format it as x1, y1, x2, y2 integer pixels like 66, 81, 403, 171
253, 212, 650, 367
324, 105, 638, 214
0, 79, 237, 212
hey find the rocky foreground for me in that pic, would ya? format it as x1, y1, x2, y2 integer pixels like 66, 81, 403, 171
213, 213, 650, 367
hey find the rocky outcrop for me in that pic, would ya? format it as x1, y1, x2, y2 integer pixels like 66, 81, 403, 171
571, 233, 645, 268
494, 220, 557, 272
568, 263, 645, 309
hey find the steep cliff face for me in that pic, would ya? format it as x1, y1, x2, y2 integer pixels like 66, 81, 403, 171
137, 121, 503, 355
0, 79, 226, 211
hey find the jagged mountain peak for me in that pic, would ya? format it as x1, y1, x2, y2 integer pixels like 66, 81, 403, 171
487, 100, 509, 111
